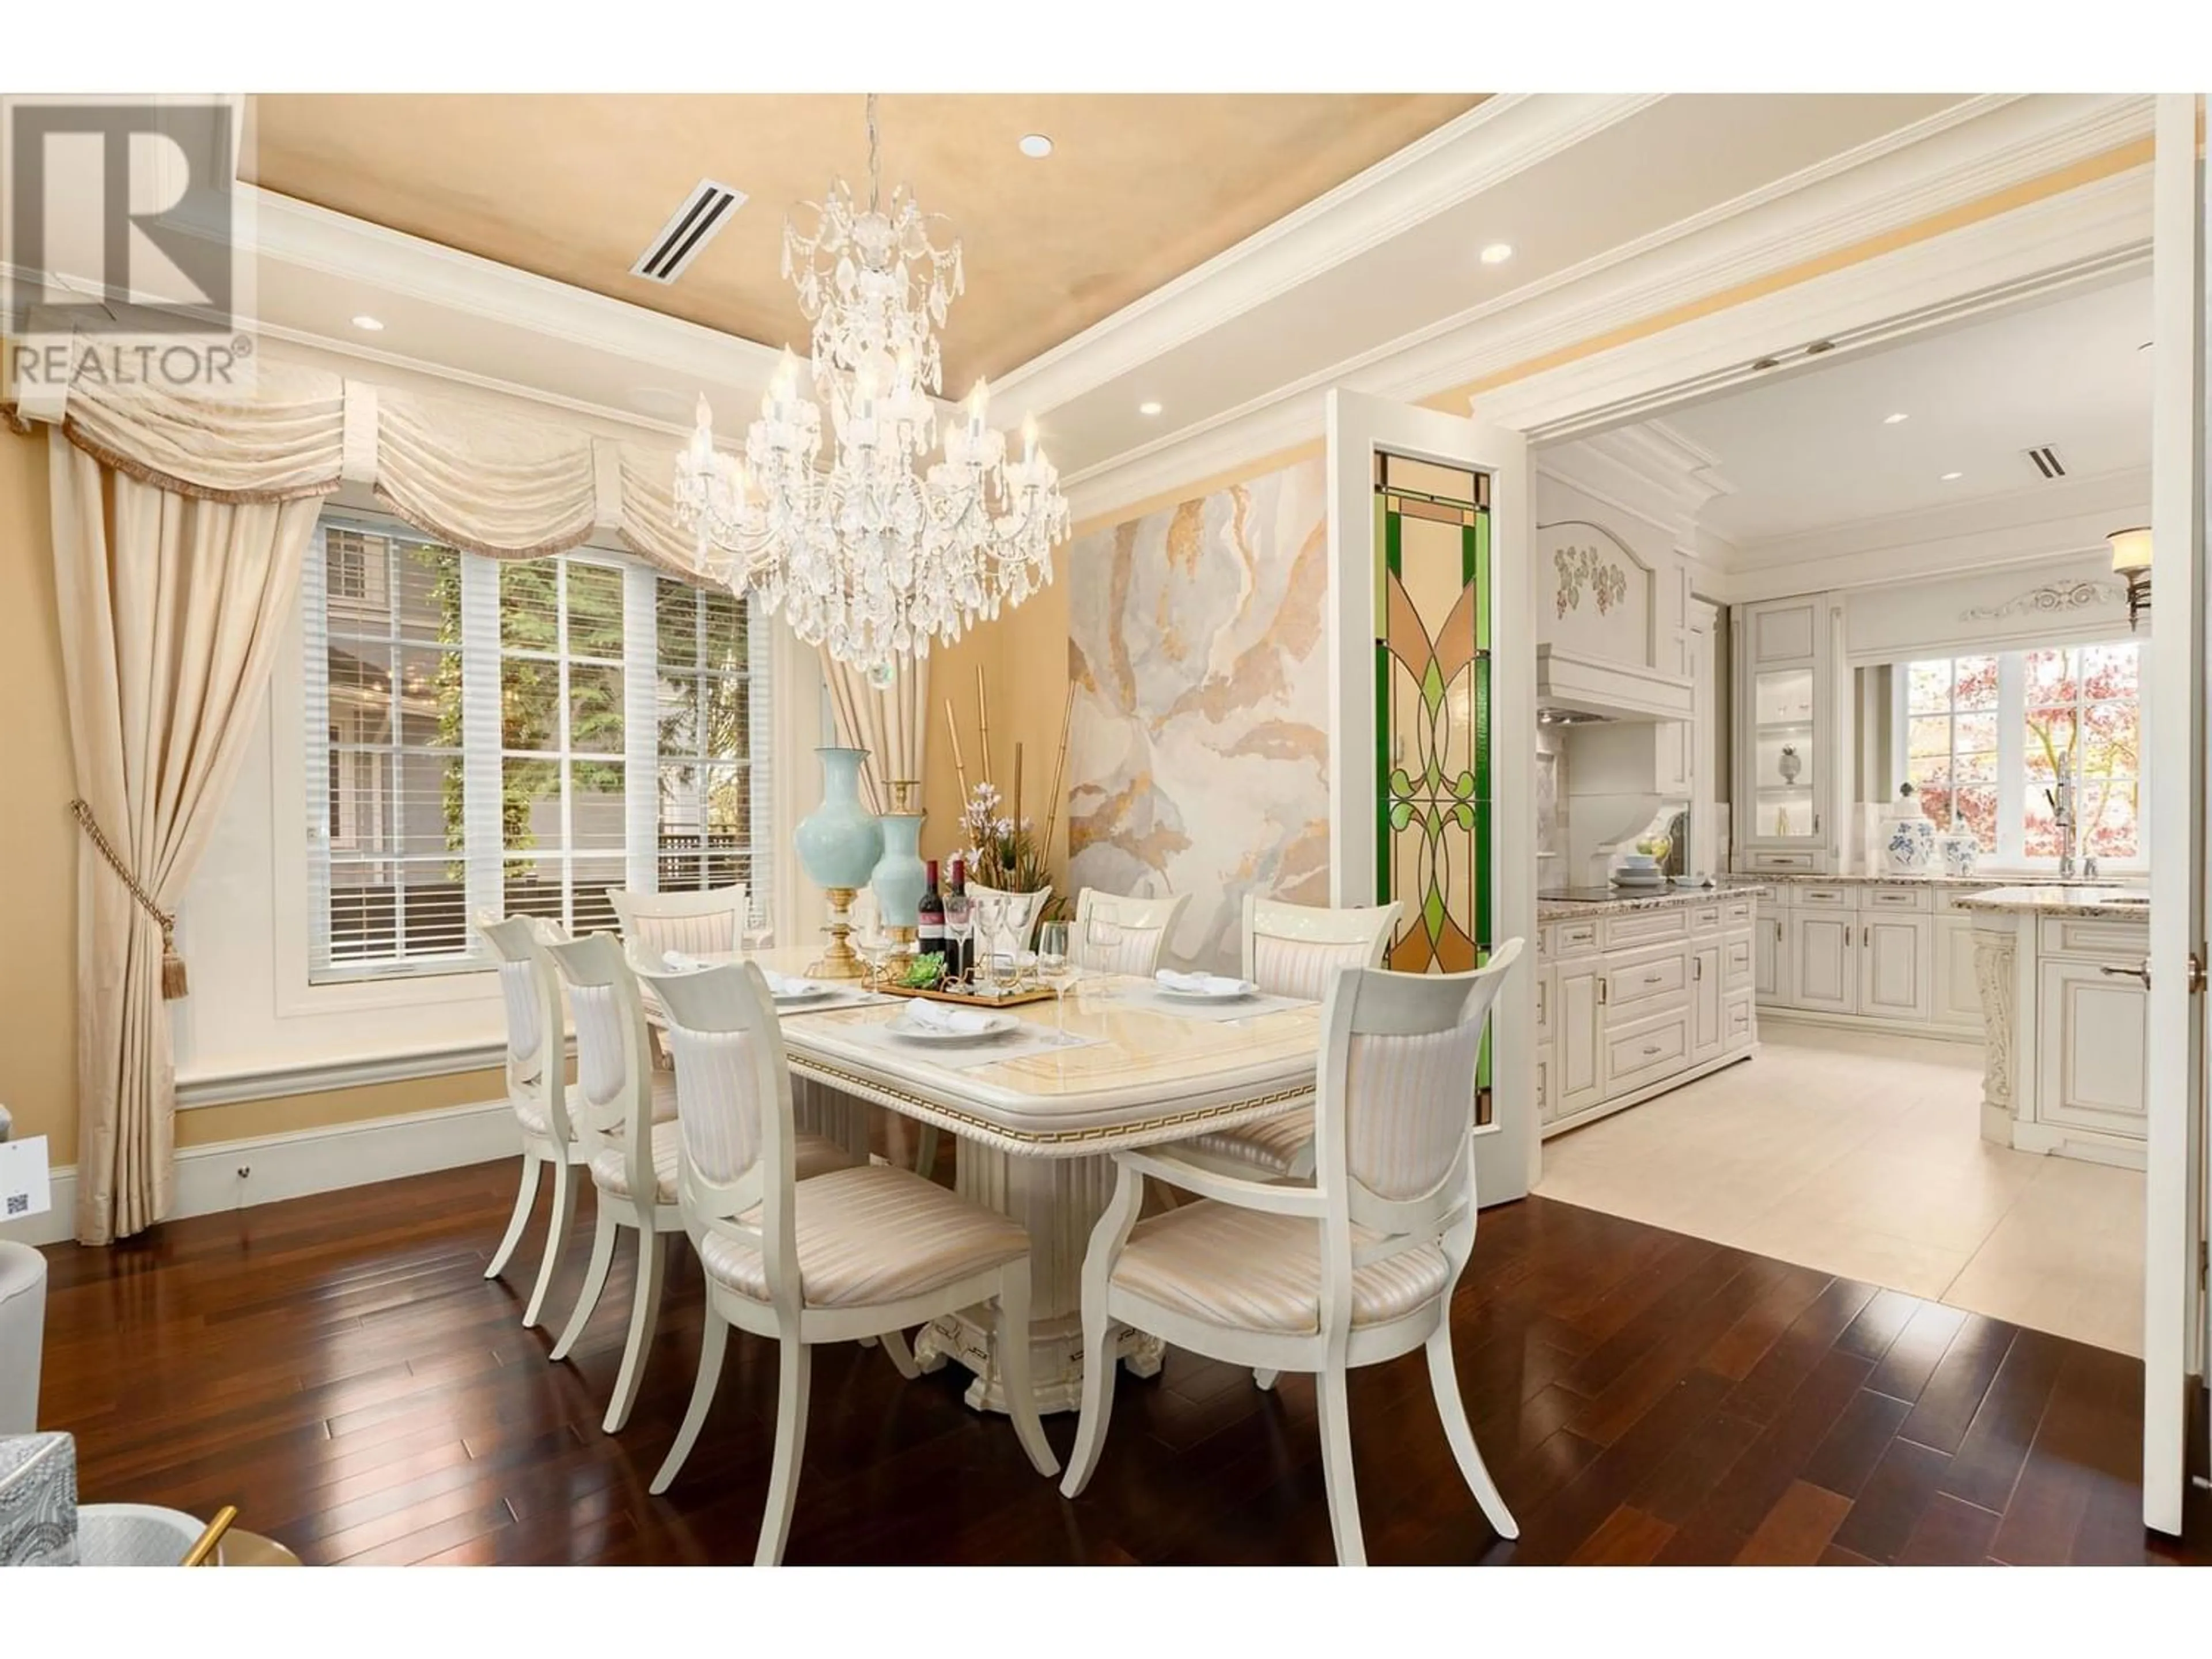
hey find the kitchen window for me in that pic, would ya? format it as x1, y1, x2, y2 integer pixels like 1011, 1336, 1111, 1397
301, 514, 774, 983
1896, 640, 2144, 868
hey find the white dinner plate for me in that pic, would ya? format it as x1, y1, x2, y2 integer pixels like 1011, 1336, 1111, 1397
884, 1010, 1020, 1043
1155, 981, 1256, 1003
769, 983, 838, 1005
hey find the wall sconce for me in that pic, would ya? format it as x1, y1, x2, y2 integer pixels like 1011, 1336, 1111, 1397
2108, 526, 2152, 631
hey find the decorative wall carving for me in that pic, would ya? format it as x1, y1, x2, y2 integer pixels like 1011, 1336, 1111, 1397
1970, 925, 2016, 1111
1553, 544, 1628, 619
1960, 578, 2123, 623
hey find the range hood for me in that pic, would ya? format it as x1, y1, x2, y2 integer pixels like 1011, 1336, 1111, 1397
1536, 643, 1692, 724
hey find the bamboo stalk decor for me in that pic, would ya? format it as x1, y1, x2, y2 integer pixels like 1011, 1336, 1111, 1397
975, 665, 994, 786
1040, 683, 1075, 867
944, 696, 969, 805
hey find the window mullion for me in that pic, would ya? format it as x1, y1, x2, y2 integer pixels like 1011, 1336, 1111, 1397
624, 566, 660, 895
460, 553, 503, 939
1997, 652, 2026, 865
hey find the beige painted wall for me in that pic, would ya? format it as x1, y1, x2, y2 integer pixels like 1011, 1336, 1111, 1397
0, 423, 504, 1169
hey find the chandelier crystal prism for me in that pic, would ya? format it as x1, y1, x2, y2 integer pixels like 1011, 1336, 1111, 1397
674, 94, 1070, 681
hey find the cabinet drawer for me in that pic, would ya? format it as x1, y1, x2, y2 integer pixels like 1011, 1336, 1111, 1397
1606, 1010, 1690, 1086
1603, 908, 1689, 951
2039, 917, 2150, 958
1722, 897, 1758, 927
1689, 903, 1725, 935
1796, 886, 1854, 910
1861, 885, 1933, 913
1747, 851, 1820, 872
1606, 948, 1687, 1017
1724, 991, 1756, 1047
1551, 919, 1600, 958
1722, 934, 1754, 990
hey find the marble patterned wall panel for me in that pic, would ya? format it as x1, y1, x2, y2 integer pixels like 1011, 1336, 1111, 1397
1066, 457, 1330, 972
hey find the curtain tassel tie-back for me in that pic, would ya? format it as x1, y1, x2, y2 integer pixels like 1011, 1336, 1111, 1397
70, 797, 187, 998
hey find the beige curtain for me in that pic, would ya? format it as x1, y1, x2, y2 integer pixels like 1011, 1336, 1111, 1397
49, 435, 321, 1243
374, 388, 597, 559
823, 652, 930, 816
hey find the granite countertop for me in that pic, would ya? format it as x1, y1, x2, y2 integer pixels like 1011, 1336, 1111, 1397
1730, 871, 2144, 889
1951, 885, 2153, 921
1537, 883, 1771, 920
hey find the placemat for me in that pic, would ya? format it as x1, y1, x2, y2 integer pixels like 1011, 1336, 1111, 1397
833, 1018, 1104, 1071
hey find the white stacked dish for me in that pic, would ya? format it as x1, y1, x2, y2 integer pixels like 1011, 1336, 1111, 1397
1611, 853, 1665, 888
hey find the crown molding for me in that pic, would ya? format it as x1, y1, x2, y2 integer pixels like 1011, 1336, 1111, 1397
1068, 151, 2152, 528
1538, 422, 1736, 542
990, 93, 1663, 418
247, 185, 787, 389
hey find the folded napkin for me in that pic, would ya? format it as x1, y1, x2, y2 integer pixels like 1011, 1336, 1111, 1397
761, 968, 823, 997
661, 950, 703, 972
1156, 969, 1257, 996
902, 999, 996, 1034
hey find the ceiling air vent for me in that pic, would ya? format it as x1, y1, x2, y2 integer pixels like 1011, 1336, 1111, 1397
630, 180, 746, 285
2024, 444, 2067, 480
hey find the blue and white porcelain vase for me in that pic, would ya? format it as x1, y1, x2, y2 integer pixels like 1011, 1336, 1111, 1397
870, 781, 927, 938
1938, 831, 1979, 879
1882, 782, 1937, 876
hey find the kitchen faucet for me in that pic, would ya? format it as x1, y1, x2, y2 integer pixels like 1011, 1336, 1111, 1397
2048, 757, 2077, 881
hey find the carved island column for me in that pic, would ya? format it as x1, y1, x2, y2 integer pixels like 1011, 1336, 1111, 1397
1968, 915, 2019, 1146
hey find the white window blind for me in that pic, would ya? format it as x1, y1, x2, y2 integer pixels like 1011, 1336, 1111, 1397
303, 514, 775, 983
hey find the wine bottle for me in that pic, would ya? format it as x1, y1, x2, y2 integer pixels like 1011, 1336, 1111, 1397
917, 858, 946, 969
944, 855, 969, 983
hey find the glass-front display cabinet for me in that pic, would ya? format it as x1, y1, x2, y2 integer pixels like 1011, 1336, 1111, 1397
1733, 596, 1835, 871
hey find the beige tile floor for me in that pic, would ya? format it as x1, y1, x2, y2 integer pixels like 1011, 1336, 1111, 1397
1533, 1021, 2147, 1356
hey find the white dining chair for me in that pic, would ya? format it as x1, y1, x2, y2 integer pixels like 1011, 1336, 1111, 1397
1058, 941, 1525, 1566
1073, 888, 1190, 977
476, 913, 589, 1330
637, 960, 1060, 1565
1170, 896, 1403, 1184
611, 882, 747, 957
544, 934, 853, 1434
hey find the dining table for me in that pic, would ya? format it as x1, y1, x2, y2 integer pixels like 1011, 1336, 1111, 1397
639, 945, 1323, 1415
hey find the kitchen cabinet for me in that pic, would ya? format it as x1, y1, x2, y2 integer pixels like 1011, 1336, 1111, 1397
1731, 595, 1839, 873
1533, 892, 1760, 1138
1789, 911, 1855, 1015
1753, 911, 1786, 1001
1753, 880, 2013, 1041
1859, 914, 1933, 1022
2036, 959, 2149, 1140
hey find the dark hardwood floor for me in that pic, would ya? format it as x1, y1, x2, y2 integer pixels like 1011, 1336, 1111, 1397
33, 1157, 2212, 1566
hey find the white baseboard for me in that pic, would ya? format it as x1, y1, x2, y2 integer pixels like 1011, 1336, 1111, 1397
0, 1099, 518, 1248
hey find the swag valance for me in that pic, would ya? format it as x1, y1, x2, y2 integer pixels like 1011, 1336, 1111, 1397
17, 354, 715, 584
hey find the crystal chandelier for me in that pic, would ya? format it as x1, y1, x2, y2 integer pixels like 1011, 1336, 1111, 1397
674, 94, 1070, 681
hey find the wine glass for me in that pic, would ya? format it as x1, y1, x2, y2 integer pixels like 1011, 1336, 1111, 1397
971, 895, 1005, 996
854, 926, 895, 991
1037, 921, 1077, 1040
743, 901, 773, 960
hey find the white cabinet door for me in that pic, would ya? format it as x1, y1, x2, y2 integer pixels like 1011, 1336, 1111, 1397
1535, 1046, 1555, 1124
2035, 959, 2149, 1139
1690, 938, 1724, 1063
1555, 961, 1606, 1118
1753, 912, 1787, 1003
1790, 911, 1855, 1015
1932, 913, 1986, 1032
1859, 915, 1933, 1023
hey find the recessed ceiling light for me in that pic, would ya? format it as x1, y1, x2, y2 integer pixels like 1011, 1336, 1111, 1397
1479, 243, 1514, 265
1941, 471, 1964, 481
351, 315, 385, 332
1138, 400, 1162, 416
1018, 134, 1054, 159
1883, 412, 1909, 425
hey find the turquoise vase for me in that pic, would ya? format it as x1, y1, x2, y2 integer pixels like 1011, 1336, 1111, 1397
871, 813, 927, 930
795, 747, 884, 891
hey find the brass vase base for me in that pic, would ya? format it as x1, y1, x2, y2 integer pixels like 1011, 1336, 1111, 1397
808, 886, 866, 981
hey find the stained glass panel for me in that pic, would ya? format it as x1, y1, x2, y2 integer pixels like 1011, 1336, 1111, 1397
1375, 460, 1493, 1124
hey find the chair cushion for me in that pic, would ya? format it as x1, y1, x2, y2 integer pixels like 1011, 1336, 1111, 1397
697, 1165, 1029, 1309
0, 1432, 77, 1566
592, 1120, 847, 1202
1177, 1105, 1315, 1177
1110, 1200, 1450, 1336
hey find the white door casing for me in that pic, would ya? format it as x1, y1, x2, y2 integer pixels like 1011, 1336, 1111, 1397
1327, 390, 1535, 1206
2142, 93, 2208, 1539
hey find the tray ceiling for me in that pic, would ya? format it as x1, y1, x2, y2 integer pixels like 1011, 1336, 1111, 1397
241, 93, 1484, 388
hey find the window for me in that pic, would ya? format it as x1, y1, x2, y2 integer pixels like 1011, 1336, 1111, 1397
1897, 640, 2143, 867
302, 516, 774, 982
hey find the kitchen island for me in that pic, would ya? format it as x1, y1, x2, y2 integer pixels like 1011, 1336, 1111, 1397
1955, 885, 2151, 1169
1533, 884, 1771, 1136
